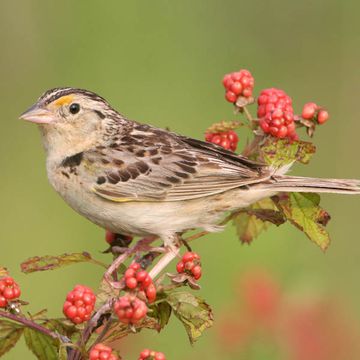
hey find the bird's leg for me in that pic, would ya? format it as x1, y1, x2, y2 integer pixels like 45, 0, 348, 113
149, 235, 181, 279
104, 235, 158, 288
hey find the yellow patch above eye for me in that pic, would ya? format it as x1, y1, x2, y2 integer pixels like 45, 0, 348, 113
53, 95, 74, 106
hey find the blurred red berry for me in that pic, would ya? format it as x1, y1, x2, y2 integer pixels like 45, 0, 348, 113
205, 130, 238, 151
63, 285, 96, 324
139, 349, 166, 360
257, 88, 297, 139
302, 102, 318, 120
0, 276, 21, 308
241, 272, 281, 322
176, 252, 202, 280
223, 69, 254, 103
89, 343, 119, 360
114, 295, 147, 324
317, 109, 329, 124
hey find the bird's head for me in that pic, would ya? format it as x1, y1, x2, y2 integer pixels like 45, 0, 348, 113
20, 87, 122, 157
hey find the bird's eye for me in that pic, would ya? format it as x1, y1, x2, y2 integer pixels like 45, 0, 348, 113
69, 103, 80, 114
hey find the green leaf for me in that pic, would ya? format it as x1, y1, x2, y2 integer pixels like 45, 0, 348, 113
273, 193, 331, 251
0, 267, 9, 278
0, 320, 24, 357
102, 317, 160, 344
165, 291, 213, 344
261, 138, 316, 167
24, 328, 59, 360
233, 198, 285, 244
96, 279, 119, 309
43, 318, 78, 340
21, 252, 102, 274
148, 301, 172, 330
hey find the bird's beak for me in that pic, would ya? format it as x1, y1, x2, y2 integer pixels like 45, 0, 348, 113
19, 104, 55, 124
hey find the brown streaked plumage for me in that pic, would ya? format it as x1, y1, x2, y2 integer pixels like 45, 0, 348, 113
20, 88, 360, 259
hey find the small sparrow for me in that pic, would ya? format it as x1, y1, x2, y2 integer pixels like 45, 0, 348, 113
20, 88, 360, 252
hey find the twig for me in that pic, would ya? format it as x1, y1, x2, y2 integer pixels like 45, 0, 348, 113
70, 301, 114, 360
0, 310, 68, 342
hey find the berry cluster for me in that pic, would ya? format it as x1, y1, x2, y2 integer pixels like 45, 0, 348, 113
223, 69, 255, 103
257, 88, 297, 139
124, 263, 156, 303
205, 130, 238, 151
302, 102, 329, 124
89, 343, 119, 360
63, 285, 96, 324
176, 252, 202, 280
114, 295, 147, 324
139, 349, 166, 360
0, 277, 21, 308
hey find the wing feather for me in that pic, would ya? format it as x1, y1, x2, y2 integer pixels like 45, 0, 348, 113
76, 126, 270, 202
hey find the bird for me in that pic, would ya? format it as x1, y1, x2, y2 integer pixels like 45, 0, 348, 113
20, 87, 360, 267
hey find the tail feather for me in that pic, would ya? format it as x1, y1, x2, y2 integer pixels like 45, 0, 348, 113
260, 175, 360, 194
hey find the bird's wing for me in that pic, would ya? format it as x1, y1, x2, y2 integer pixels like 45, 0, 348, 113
78, 126, 270, 202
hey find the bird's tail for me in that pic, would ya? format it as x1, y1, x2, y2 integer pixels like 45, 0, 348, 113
259, 175, 360, 194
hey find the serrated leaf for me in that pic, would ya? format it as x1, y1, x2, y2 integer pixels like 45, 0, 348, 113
21, 252, 100, 273
43, 318, 78, 339
233, 198, 284, 244
24, 328, 59, 360
96, 279, 119, 308
165, 291, 213, 344
148, 301, 172, 330
261, 138, 316, 167
0, 267, 9, 278
273, 193, 331, 251
0, 320, 24, 357
102, 317, 160, 344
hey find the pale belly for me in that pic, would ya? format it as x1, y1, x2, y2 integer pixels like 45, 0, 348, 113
48, 168, 273, 238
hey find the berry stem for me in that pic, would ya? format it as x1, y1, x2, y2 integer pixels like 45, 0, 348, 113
91, 317, 114, 349
0, 310, 69, 343
242, 105, 254, 123
69, 300, 114, 360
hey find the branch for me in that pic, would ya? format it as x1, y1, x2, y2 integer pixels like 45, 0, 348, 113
0, 310, 68, 342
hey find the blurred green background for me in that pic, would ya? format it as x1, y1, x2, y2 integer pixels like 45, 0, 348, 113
1, 1, 360, 359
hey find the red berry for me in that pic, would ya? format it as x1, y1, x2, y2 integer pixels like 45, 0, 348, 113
176, 261, 185, 273
191, 265, 202, 280
230, 82, 243, 95
114, 295, 147, 324
0, 277, 21, 307
125, 277, 138, 289
63, 285, 96, 324
223, 69, 254, 103
105, 230, 116, 245
302, 102, 318, 120
122, 265, 156, 302
146, 284, 157, 303
0, 296, 7, 307
225, 91, 237, 103
205, 130, 238, 151
139, 349, 166, 360
176, 252, 202, 281
257, 88, 297, 139
142, 275, 152, 288
89, 343, 119, 360
317, 109, 329, 124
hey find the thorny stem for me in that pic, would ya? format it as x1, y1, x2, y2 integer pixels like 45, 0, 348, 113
0, 310, 68, 342
70, 301, 114, 360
